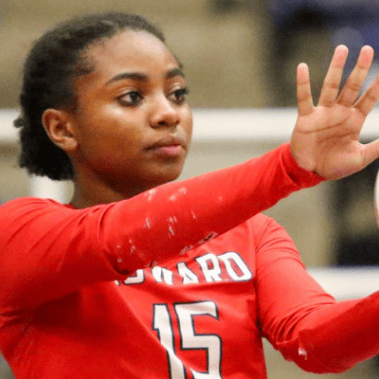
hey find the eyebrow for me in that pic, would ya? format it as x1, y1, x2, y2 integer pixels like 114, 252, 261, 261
166, 67, 185, 79
105, 67, 185, 86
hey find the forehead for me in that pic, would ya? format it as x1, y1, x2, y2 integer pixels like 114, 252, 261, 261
83, 30, 179, 79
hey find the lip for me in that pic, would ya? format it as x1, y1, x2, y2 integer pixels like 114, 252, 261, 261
146, 135, 186, 156
146, 135, 186, 150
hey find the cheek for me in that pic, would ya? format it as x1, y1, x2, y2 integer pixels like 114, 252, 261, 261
83, 105, 144, 143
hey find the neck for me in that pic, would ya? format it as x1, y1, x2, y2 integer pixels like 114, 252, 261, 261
70, 171, 153, 209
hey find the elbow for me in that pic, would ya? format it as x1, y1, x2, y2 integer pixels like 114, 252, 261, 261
277, 338, 357, 374
290, 347, 356, 374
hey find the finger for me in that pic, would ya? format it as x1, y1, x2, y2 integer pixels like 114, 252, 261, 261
338, 45, 374, 107
355, 72, 379, 116
297, 63, 313, 116
318, 45, 348, 107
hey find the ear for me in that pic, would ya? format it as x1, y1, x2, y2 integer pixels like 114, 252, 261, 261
42, 109, 78, 153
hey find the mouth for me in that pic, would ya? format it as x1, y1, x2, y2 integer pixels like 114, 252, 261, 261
146, 135, 186, 157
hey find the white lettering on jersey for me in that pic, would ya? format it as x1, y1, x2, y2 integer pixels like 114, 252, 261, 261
218, 252, 252, 281
118, 251, 252, 286
152, 266, 174, 285
177, 262, 199, 284
195, 253, 222, 283
123, 269, 145, 284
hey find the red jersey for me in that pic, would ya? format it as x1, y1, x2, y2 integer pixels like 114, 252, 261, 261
1, 143, 379, 378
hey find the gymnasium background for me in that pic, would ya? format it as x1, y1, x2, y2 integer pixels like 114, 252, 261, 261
1, 0, 379, 378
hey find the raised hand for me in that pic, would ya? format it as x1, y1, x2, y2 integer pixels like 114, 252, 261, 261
290, 45, 379, 180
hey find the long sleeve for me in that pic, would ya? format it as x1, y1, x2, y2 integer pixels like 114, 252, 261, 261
0, 143, 322, 312
255, 216, 379, 373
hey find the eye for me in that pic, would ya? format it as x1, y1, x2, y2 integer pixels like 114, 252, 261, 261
117, 91, 143, 106
169, 87, 189, 105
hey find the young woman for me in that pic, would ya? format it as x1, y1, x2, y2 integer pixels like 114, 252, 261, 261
1, 12, 379, 379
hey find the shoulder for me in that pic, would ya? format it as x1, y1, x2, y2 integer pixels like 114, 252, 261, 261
0, 196, 67, 223
243, 213, 281, 237
233, 213, 294, 251
0, 197, 79, 252
0, 196, 63, 212
246, 213, 274, 228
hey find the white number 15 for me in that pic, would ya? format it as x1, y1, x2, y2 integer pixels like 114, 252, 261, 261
153, 301, 222, 379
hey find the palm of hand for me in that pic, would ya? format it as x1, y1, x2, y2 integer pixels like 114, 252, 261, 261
290, 45, 379, 180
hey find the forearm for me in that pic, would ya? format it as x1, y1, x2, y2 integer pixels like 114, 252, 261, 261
277, 292, 379, 373
102, 142, 323, 273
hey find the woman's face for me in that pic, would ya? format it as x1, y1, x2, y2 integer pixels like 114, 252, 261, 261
68, 30, 193, 194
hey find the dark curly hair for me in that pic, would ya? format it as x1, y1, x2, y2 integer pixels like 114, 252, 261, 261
14, 12, 166, 180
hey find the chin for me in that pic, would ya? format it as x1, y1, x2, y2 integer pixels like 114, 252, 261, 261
156, 172, 181, 185
148, 168, 183, 187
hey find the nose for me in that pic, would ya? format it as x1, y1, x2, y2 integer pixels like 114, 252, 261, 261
149, 94, 180, 128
